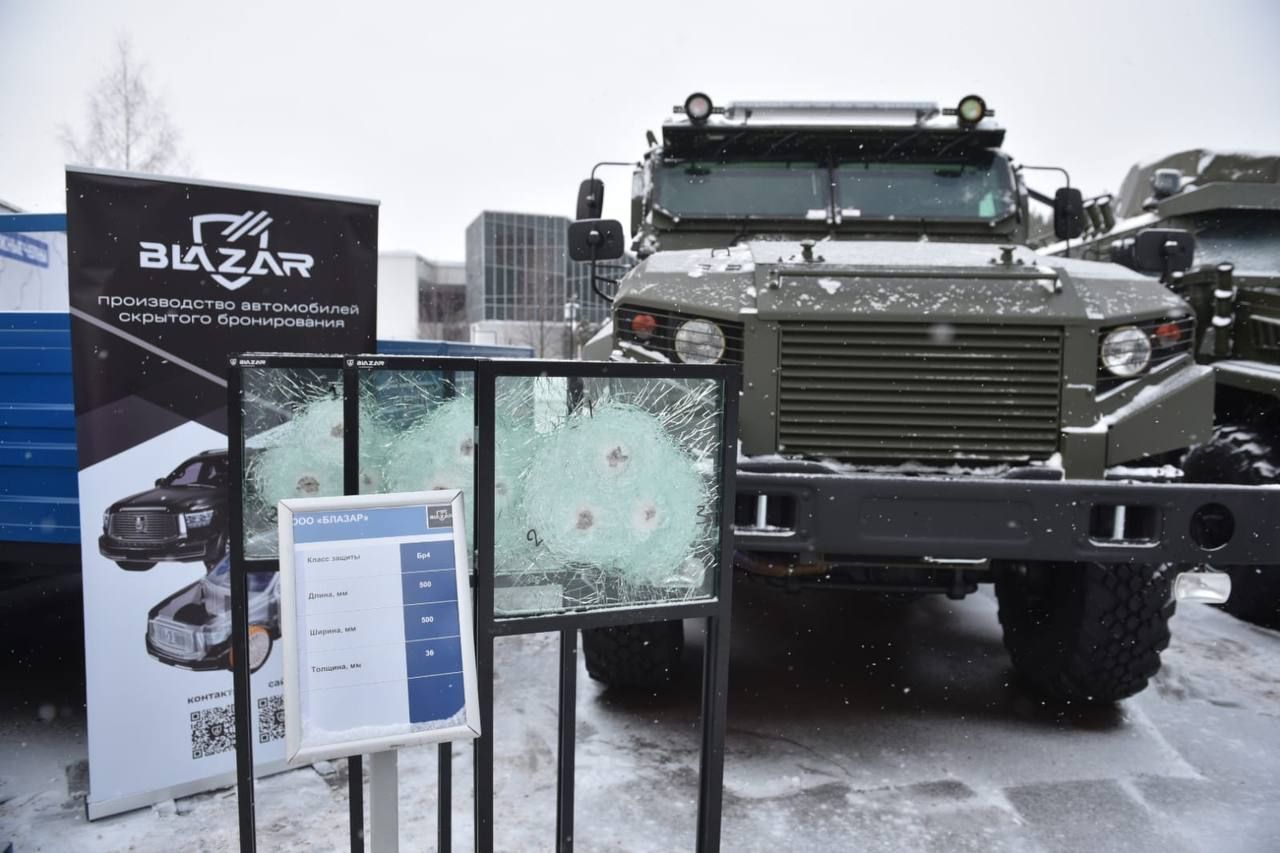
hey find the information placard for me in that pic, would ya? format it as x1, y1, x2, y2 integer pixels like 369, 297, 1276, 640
278, 491, 479, 765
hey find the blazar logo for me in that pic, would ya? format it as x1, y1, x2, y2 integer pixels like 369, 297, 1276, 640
137, 210, 315, 291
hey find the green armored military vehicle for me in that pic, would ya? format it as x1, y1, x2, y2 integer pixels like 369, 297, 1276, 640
1054, 151, 1280, 625
565, 95, 1273, 704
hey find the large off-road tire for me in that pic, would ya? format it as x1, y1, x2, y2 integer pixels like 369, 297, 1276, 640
1182, 424, 1280, 627
995, 561, 1176, 704
582, 620, 684, 690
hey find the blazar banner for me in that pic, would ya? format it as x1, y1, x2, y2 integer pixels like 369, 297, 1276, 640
65, 167, 378, 819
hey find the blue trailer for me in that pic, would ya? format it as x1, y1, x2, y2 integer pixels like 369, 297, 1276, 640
0, 213, 530, 572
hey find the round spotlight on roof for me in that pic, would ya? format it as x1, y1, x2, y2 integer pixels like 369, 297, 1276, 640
955, 94, 987, 126
684, 92, 714, 123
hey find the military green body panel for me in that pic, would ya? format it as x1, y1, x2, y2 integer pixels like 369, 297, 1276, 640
1113, 150, 1280, 219
1233, 275, 1280, 365
1105, 364, 1215, 466
610, 239, 1202, 470
1060, 150, 1280, 408
594, 106, 1210, 482
740, 315, 779, 456
1060, 428, 1107, 478
1215, 361, 1280, 397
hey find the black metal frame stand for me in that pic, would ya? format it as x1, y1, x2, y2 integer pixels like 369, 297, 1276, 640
471, 359, 740, 853
229, 354, 482, 853
229, 354, 351, 853
229, 354, 738, 853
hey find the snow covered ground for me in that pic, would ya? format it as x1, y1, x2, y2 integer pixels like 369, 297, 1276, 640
3, 573, 1279, 852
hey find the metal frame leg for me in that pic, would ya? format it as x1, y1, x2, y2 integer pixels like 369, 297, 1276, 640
555, 629, 578, 853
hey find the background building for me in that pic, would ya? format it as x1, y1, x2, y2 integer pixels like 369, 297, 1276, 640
466, 210, 631, 357
376, 252, 466, 341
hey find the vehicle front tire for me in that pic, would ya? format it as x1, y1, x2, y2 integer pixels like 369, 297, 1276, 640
1182, 424, 1280, 627
117, 560, 157, 571
228, 625, 274, 675
582, 620, 684, 690
994, 561, 1176, 704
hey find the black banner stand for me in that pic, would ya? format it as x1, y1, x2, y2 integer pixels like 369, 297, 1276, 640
229, 355, 737, 853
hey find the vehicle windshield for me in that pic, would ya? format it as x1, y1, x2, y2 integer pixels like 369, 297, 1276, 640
653, 161, 829, 219
652, 155, 1015, 222
1190, 210, 1280, 272
166, 457, 225, 487
834, 158, 1016, 220
206, 558, 273, 593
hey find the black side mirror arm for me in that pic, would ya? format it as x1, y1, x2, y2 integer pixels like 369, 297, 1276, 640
1019, 164, 1079, 251
584, 228, 619, 303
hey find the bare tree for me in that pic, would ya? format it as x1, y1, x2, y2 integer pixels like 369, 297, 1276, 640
60, 38, 186, 173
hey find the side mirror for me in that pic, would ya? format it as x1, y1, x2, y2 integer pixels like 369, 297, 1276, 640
1053, 187, 1086, 240
576, 179, 604, 220
567, 219, 625, 262
1132, 228, 1196, 277
155, 478, 165, 487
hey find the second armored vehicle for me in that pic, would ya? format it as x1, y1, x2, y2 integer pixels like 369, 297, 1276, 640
1055, 150, 1280, 625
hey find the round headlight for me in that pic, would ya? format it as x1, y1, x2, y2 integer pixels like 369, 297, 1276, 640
684, 92, 713, 123
674, 319, 725, 364
956, 94, 987, 125
1100, 326, 1152, 378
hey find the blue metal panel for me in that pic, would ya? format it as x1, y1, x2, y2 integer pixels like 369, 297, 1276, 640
375, 339, 535, 358
0, 213, 67, 233
0, 312, 79, 545
0, 322, 535, 548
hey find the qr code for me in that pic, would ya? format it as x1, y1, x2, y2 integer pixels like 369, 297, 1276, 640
190, 704, 235, 760
257, 695, 285, 744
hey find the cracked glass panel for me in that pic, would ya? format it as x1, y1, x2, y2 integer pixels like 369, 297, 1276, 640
357, 367, 477, 545
240, 366, 344, 559
492, 374, 725, 617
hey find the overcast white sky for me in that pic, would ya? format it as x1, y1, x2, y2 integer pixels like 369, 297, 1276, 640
2, 0, 1278, 260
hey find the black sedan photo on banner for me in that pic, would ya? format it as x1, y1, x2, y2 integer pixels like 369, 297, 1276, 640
65, 167, 377, 820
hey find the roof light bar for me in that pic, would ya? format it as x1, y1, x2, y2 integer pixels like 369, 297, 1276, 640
724, 100, 940, 121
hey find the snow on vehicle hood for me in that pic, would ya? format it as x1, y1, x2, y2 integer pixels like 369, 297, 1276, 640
626, 240, 1189, 324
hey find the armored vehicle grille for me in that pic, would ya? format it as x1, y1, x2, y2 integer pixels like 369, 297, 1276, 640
777, 322, 1063, 464
109, 510, 178, 540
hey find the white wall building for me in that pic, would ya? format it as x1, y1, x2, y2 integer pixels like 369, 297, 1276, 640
376, 252, 466, 341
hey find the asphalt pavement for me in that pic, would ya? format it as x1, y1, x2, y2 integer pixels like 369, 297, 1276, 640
2, 573, 1278, 852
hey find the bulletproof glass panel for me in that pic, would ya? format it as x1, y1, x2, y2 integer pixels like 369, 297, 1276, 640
240, 366, 344, 559
490, 373, 725, 617
357, 366, 478, 545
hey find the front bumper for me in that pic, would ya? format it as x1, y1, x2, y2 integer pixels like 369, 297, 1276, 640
99, 534, 212, 564
734, 459, 1279, 566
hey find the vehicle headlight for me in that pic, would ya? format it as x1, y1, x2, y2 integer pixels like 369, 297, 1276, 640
1100, 326, 1152, 378
673, 319, 726, 364
184, 510, 215, 528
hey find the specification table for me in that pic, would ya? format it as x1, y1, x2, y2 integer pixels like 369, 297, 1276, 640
280, 495, 478, 763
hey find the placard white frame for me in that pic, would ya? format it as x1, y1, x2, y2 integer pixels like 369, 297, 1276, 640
278, 489, 480, 766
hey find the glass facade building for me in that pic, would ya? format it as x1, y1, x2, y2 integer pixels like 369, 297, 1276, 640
466, 211, 629, 327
